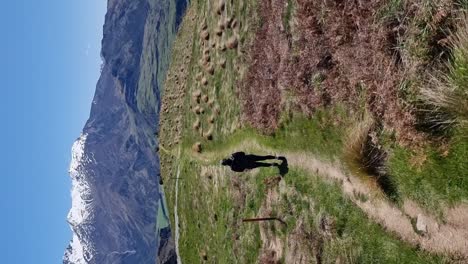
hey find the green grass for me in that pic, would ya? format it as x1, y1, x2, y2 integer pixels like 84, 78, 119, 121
457, 0, 468, 10
377, 0, 405, 22
282, 0, 294, 34
174, 157, 272, 263
284, 169, 448, 264
386, 128, 468, 214
199, 106, 350, 162
388, 13, 468, 213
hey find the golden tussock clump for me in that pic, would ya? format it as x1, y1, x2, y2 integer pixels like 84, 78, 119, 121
192, 142, 202, 153
230, 18, 238, 29
203, 47, 210, 55
196, 72, 203, 81
218, 20, 225, 31
226, 35, 238, 49
192, 95, 200, 104
202, 94, 209, 103
208, 99, 215, 107
192, 89, 202, 98
204, 127, 214, 140
201, 19, 208, 31
193, 105, 202, 114
226, 17, 234, 29
201, 77, 208, 86
206, 64, 215, 75
215, 27, 223, 37
208, 114, 215, 124
198, 59, 205, 68
219, 58, 226, 68
213, 105, 221, 115
200, 30, 209, 41
219, 42, 226, 52
203, 54, 211, 63
216, 0, 225, 15
192, 118, 201, 130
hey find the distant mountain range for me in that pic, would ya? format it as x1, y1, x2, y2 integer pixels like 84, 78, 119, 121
63, 0, 187, 263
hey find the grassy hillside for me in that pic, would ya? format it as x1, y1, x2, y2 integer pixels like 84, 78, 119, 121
159, 0, 468, 262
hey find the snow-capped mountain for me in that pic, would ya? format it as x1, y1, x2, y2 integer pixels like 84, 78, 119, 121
63, 0, 187, 263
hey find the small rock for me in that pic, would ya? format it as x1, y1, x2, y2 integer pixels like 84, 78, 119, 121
416, 214, 427, 234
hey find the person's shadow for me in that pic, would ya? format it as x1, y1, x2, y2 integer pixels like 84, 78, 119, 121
276, 157, 289, 177
221, 152, 289, 177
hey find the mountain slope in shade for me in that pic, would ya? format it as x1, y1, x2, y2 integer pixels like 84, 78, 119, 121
63, 0, 187, 263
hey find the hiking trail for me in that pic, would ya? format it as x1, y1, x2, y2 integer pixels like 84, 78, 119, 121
186, 139, 468, 259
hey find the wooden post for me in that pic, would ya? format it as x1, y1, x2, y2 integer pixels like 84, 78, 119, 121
242, 217, 286, 226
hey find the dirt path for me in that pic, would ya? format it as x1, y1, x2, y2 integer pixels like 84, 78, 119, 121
190, 139, 468, 259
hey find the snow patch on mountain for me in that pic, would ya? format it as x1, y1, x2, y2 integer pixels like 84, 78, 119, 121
64, 133, 96, 264
68, 133, 93, 226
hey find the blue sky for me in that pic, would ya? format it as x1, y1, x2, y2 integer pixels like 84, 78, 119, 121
0, 1, 106, 263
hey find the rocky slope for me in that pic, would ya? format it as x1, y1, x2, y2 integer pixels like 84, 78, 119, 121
63, 0, 186, 263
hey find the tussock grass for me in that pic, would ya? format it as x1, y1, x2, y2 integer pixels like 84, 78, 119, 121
343, 114, 389, 179
343, 114, 399, 201
343, 114, 375, 175
420, 13, 468, 131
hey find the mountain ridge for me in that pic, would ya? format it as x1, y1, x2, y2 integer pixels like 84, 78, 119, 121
64, 0, 187, 263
